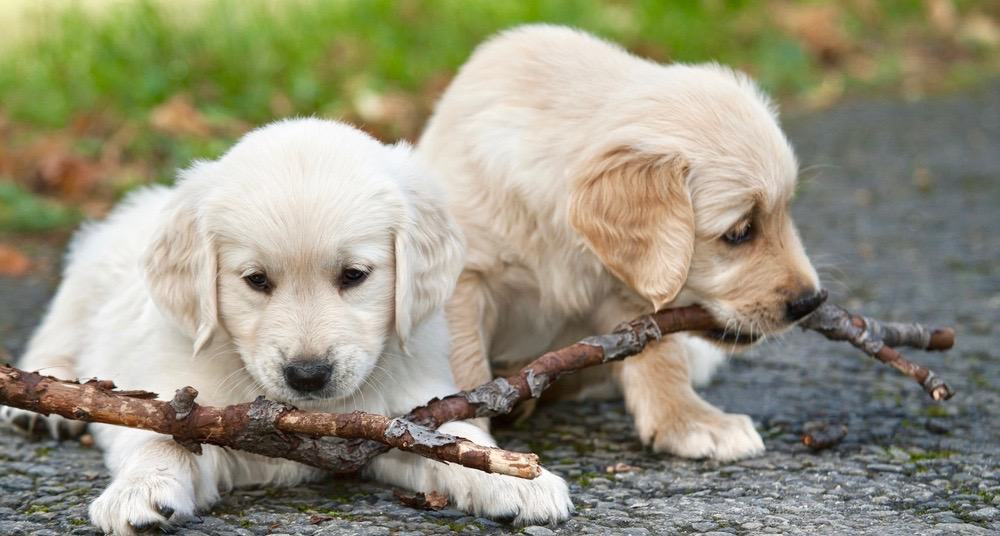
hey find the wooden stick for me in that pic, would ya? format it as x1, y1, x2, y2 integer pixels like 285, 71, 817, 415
0, 366, 540, 479
335, 300, 957, 472
2, 299, 954, 477
799, 303, 954, 400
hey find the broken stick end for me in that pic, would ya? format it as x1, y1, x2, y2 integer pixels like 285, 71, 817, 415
928, 328, 955, 351
488, 451, 542, 480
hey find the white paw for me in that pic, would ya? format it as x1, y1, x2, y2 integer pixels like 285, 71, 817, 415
89, 470, 197, 535
0, 406, 87, 439
435, 467, 573, 525
645, 411, 765, 462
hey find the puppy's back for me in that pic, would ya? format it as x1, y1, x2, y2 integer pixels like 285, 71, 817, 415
420, 25, 639, 165
419, 25, 786, 206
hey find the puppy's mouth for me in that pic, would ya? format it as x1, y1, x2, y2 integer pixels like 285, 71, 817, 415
702, 329, 763, 345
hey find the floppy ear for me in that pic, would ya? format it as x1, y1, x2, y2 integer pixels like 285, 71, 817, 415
568, 147, 694, 311
390, 148, 465, 344
144, 164, 219, 355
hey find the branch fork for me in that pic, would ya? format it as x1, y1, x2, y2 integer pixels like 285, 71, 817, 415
1, 296, 956, 477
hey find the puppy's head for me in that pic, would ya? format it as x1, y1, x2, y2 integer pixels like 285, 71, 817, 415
569, 64, 820, 346
144, 119, 463, 401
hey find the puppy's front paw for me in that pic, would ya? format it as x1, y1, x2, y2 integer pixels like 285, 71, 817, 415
641, 410, 764, 462
441, 468, 573, 526
89, 471, 196, 535
0, 406, 86, 440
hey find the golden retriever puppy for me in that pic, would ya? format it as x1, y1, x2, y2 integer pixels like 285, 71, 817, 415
1, 119, 571, 534
416, 25, 823, 462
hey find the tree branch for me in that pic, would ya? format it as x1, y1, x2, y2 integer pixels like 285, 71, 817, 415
1, 298, 955, 478
799, 302, 955, 400
0, 366, 540, 479
334, 299, 957, 473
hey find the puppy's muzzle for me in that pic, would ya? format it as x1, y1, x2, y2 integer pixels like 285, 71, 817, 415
785, 288, 827, 322
283, 359, 333, 393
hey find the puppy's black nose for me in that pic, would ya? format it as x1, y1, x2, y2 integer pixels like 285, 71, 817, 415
785, 289, 827, 322
283, 360, 332, 392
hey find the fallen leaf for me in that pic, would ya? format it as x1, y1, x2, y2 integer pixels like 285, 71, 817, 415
393, 489, 449, 510
150, 94, 211, 137
309, 514, 335, 524
926, 0, 958, 34
16, 134, 102, 200
0, 244, 31, 276
773, 2, 851, 64
801, 421, 848, 451
606, 462, 637, 474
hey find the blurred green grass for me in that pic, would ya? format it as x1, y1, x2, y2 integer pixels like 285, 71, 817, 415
0, 0, 998, 234
0, 183, 78, 233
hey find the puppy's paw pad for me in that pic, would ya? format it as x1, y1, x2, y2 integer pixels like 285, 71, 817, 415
0, 406, 86, 439
89, 473, 195, 535
651, 412, 764, 462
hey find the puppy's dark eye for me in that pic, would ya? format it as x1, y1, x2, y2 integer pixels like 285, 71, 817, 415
339, 268, 369, 289
723, 221, 753, 245
243, 272, 272, 292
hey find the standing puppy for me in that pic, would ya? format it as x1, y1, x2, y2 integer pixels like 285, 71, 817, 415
1, 119, 571, 534
417, 25, 822, 461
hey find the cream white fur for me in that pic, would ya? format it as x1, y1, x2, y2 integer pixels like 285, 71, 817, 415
1, 118, 571, 534
417, 25, 820, 462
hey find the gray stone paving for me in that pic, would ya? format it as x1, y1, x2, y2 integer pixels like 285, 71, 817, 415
2, 84, 999, 535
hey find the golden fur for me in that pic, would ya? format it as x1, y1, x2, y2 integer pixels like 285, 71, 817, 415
417, 25, 821, 461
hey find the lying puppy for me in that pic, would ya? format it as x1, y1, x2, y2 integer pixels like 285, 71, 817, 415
1, 119, 571, 534
417, 25, 823, 461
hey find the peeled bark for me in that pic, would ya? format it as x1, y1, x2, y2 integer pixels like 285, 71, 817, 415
0, 366, 540, 479
1, 299, 954, 477
335, 301, 957, 472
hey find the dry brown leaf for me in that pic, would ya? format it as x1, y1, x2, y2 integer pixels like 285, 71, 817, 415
606, 462, 637, 474
150, 94, 211, 137
309, 513, 335, 524
0, 244, 31, 277
926, 0, 959, 34
36, 145, 102, 199
393, 489, 449, 510
773, 2, 851, 64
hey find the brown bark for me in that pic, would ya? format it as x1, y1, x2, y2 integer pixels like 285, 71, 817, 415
799, 303, 955, 400
0, 365, 540, 479
336, 300, 957, 472
1, 299, 954, 478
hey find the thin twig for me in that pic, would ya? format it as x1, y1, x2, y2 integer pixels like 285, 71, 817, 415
799, 303, 955, 400
336, 301, 956, 472
1, 299, 955, 477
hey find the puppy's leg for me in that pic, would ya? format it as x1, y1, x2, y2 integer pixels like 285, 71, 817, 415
680, 333, 728, 388
446, 271, 498, 429
88, 423, 328, 535
366, 420, 572, 525
616, 334, 763, 462
1, 278, 90, 439
87, 426, 208, 535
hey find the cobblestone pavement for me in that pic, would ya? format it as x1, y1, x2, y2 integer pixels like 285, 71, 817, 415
2, 85, 999, 535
